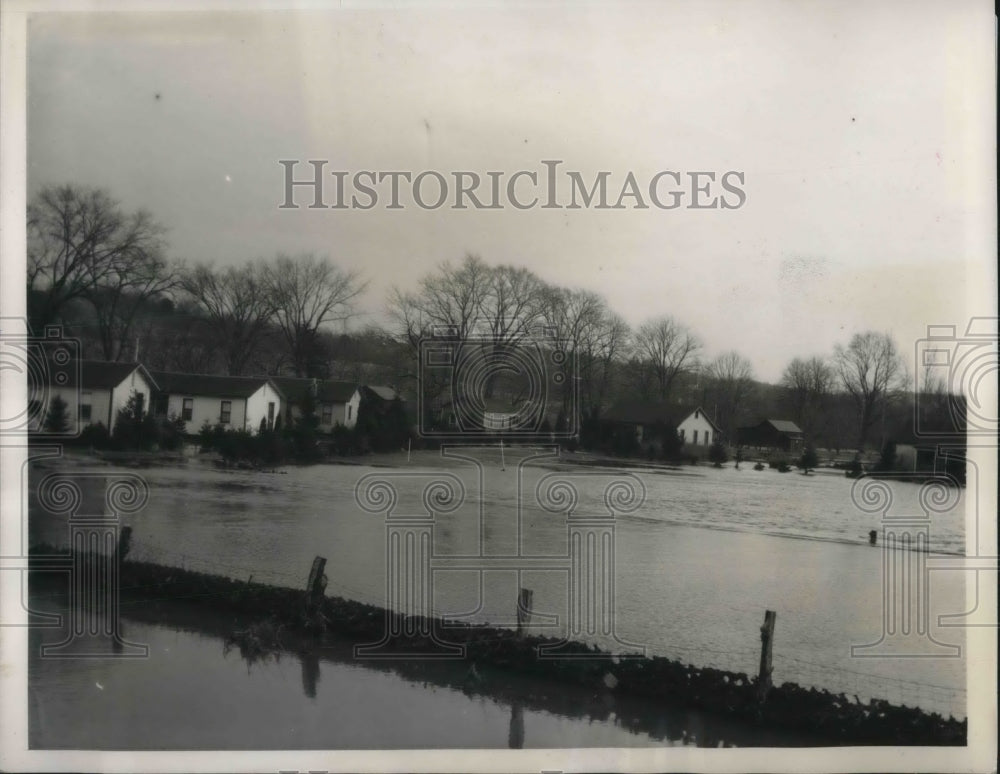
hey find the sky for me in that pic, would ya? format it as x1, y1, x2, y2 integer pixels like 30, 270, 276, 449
17, 0, 997, 383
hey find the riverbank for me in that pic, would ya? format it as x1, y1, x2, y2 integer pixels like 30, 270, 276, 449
29, 553, 966, 746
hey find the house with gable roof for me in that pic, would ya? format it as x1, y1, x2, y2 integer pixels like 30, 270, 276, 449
150, 371, 284, 434
270, 377, 361, 431
736, 419, 805, 453
41, 360, 158, 434
603, 401, 722, 446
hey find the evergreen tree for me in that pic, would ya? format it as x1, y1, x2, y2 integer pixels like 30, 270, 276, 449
43, 394, 70, 434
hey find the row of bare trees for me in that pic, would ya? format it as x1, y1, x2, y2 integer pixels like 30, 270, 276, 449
28, 185, 365, 376
28, 184, 915, 449
780, 331, 908, 450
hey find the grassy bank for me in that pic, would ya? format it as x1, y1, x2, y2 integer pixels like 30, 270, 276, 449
29, 553, 966, 746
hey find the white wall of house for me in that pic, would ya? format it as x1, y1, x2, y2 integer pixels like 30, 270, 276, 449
483, 411, 516, 431
316, 389, 361, 430
246, 383, 283, 432
677, 409, 717, 446
46, 386, 109, 433
46, 369, 153, 433
168, 394, 246, 432
109, 370, 155, 431
165, 384, 282, 434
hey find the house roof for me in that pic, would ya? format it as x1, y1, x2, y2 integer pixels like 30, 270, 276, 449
151, 371, 281, 399
75, 361, 158, 391
269, 376, 358, 405
764, 419, 804, 435
603, 401, 720, 431
364, 385, 399, 402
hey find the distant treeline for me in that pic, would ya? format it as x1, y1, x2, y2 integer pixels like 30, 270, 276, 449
29, 183, 965, 453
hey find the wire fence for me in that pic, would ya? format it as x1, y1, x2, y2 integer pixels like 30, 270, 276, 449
115, 539, 968, 721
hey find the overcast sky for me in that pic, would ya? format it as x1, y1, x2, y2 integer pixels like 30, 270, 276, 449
23, 1, 996, 382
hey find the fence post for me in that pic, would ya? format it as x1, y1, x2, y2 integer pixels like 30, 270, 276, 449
757, 610, 776, 704
306, 556, 328, 610
517, 588, 533, 636
118, 525, 133, 561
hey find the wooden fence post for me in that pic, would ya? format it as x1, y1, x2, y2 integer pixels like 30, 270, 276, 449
757, 609, 776, 704
117, 525, 133, 561
516, 588, 533, 636
306, 556, 328, 610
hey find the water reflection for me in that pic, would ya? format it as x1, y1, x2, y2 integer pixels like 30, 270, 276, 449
508, 702, 524, 749
300, 650, 320, 699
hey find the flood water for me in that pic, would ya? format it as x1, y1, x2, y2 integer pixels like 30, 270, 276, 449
28, 591, 824, 749
27, 447, 970, 722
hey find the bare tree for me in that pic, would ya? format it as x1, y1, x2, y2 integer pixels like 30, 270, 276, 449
706, 351, 755, 442
264, 253, 367, 377
834, 331, 905, 450
545, 287, 630, 419
184, 262, 276, 375
27, 185, 169, 335
385, 255, 494, 414
86, 251, 182, 361
781, 356, 834, 438
136, 298, 220, 374
631, 316, 701, 402
480, 264, 548, 346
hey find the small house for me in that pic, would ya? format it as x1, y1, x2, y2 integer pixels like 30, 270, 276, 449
42, 361, 158, 434
603, 402, 721, 446
737, 419, 804, 453
270, 377, 361, 431
151, 371, 284, 434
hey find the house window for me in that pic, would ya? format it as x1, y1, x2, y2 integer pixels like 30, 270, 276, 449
80, 392, 92, 422
705, 431, 711, 445
182, 398, 193, 422
693, 430, 699, 444
347, 404, 352, 420
134, 392, 145, 414
267, 402, 275, 428
220, 400, 232, 425
154, 394, 169, 416
679, 429, 685, 442
321, 405, 333, 425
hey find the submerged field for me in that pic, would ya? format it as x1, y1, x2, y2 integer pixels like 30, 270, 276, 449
28, 448, 969, 721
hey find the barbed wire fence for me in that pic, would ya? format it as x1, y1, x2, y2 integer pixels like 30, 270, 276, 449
110, 536, 970, 721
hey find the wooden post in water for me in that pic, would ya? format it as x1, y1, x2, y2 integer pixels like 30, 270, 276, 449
117, 525, 133, 561
516, 587, 533, 636
306, 556, 328, 610
757, 610, 776, 704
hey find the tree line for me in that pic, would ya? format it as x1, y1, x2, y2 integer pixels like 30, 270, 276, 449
27, 183, 958, 452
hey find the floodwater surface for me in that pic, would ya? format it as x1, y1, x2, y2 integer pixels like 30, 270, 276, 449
27, 448, 970, 719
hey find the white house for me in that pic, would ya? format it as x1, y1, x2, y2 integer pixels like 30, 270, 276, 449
151, 371, 284, 434
603, 401, 721, 446
676, 406, 721, 447
271, 377, 361, 431
41, 361, 158, 434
